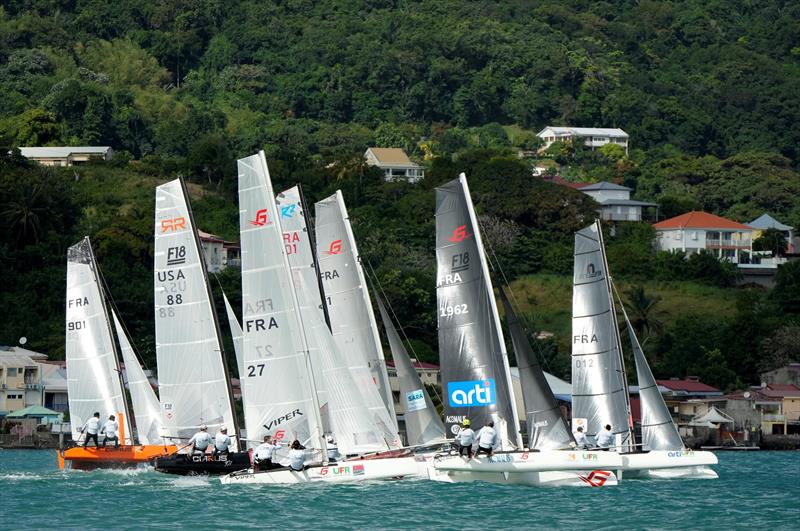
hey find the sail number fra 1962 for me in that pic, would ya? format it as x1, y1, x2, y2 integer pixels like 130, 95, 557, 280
440, 304, 469, 317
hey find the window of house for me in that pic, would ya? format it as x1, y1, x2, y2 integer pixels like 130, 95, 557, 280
8, 368, 17, 377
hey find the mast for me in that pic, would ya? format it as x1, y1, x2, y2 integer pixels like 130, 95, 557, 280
298, 183, 333, 331
596, 219, 634, 450
258, 153, 328, 461
88, 237, 134, 445
179, 176, 240, 441
459, 174, 523, 449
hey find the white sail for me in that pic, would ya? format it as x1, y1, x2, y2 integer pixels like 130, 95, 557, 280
154, 179, 237, 449
65, 237, 133, 444
223, 292, 245, 382
238, 152, 324, 452
111, 310, 163, 445
315, 191, 400, 439
571, 221, 632, 448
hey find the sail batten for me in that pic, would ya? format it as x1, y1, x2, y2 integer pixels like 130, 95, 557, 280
154, 179, 237, 448
65, 237, 133, 445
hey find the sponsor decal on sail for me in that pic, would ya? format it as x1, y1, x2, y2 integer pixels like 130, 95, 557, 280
447, 379, 495, 407
264, 408, 303, 431
582, 263, 603, 280
325, 239, 343, 255
280, 204, 296, 218
448, 224, 472, 242
249, 208, 270, 226
160, 217, 186, 233
405, 389, 427, 412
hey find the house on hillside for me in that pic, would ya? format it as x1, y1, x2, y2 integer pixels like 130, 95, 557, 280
749, 213, 796, 254
536, 127, 629, 154
653, 211, 753, 264
198, 230, 240, 273
19, 146, 113, 166
761, 363, 800, 388
579, 181, 658, 222
364, 148, 424, 183
0, 348, 44, 416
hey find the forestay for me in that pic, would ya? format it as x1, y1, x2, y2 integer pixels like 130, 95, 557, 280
111, 310, 163, 445
499, 288, 573, 450
238, 152, 322, 451
154, 179, 237, 449
65, 238, 133, 444
315, 191, 399, 439
571, 221, 630, 445
435, 175, 521, 448
375, 293, 446, 447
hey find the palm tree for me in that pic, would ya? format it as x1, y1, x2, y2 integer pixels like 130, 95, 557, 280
2, 182, 46, 246
622, 285, 664, 344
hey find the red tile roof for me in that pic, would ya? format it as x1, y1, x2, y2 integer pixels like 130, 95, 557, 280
653, 211, 752, 231
656, 379, 721, 393
386, 360, 439, 369
762, 384, 800, 398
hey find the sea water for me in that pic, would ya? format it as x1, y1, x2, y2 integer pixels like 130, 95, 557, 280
0, 450, 798, 530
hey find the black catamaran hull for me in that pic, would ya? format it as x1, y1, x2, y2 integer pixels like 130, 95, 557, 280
154, 452, 251, 475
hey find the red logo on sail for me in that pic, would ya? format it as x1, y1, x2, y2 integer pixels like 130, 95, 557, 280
161, 217, 186, 233
249, 209, 269, 226
326, 239, 343, 255
578, 470, 611, 487
449, 225, 471, 242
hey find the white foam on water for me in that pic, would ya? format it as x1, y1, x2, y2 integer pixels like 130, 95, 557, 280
170, 475, 212, 488
0, 472, 42, 481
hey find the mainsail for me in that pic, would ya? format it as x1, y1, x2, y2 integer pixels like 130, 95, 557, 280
622, 307, 684, 450
375, 293, 446, 447
571, 221, 631, 447
238, 152, 324, 452
154, 179, 237, 449
435, 174, 522, 448
111, 311, 163, 445
65, 237, 133, 444
499, 288, 574, 450
315, 191, 399, 438
277, 185, 392, 452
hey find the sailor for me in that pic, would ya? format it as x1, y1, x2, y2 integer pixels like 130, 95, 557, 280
288, 440, 307, 472
573, 426, 589, 449
253, 435, 280, 471
475, 421, 498, 457
326, 435, 340, 462
213, 426, 233, 459
80, 412, 101, 447
455, 419, 475, 459
187, 425, 213, 457
595, 424, 614, 450
101, 415, 120, 448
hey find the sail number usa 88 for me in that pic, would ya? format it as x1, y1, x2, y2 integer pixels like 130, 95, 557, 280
440, 304, 469, 317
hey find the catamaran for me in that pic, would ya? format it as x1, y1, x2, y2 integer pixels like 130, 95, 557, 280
151, 179, 249, 475
428, 175, 621, 486
58, 237, 176, 470
220, 152, 418, 485
571, 221, 717, 479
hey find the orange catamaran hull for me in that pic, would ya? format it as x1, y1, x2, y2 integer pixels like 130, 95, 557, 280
57, 445, 178, 470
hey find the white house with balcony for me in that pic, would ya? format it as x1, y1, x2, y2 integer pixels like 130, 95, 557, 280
0, 348, 44, 416
536, 126, 629, 154
579, 181, 657, 222
198, 230, 240, 273
365, 147, 424, 183
653, 211, 753, 263
19, 146, 113, 166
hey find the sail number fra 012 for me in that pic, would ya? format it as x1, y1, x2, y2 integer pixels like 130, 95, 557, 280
440, 304, 469, 317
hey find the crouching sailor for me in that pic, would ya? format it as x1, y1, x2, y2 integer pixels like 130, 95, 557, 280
253, 435, 281, 471
188, 425, 213, 457
326, 435, 340, 463
455, 419, 475, 459
475, 421, 498, 457
595, 424, 614, 450
213, 426, 233, 459
101, 415, 120, 448
573, 426, 589, 449
288, 440, 307, 472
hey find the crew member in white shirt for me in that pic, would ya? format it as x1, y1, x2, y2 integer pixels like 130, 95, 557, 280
455, 419, 476, 459
326, 435, 340, 462
187, 425, 213, 456
101, 414, 120, 448
253, 435, 281, 471
475, 421, 498, 457
573, 426, 589, 449
80, 412, 101, 447
213, 426, 233, 458
595, 424, 614, 450
288, 440, 307, 472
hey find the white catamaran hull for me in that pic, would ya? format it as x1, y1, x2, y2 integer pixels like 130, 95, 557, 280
427, 451, 622, 487
620, 450, 718, 479
220, 457, 420, 485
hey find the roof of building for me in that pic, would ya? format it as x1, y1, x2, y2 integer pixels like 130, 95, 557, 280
748, 213, 793, 231
761, 384, 800, 398
386, 360, 440, 370
537, 126, 628, 138
656, 378, 722, 394
0, 346, 47, 360
653, 211, 752, 231
0, 350, 40, 367
6, 405, 61, 418
19, 146, 112, 158
365, 148, 420, 168
724, 388, 779, 402
579, 181, 631, 192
